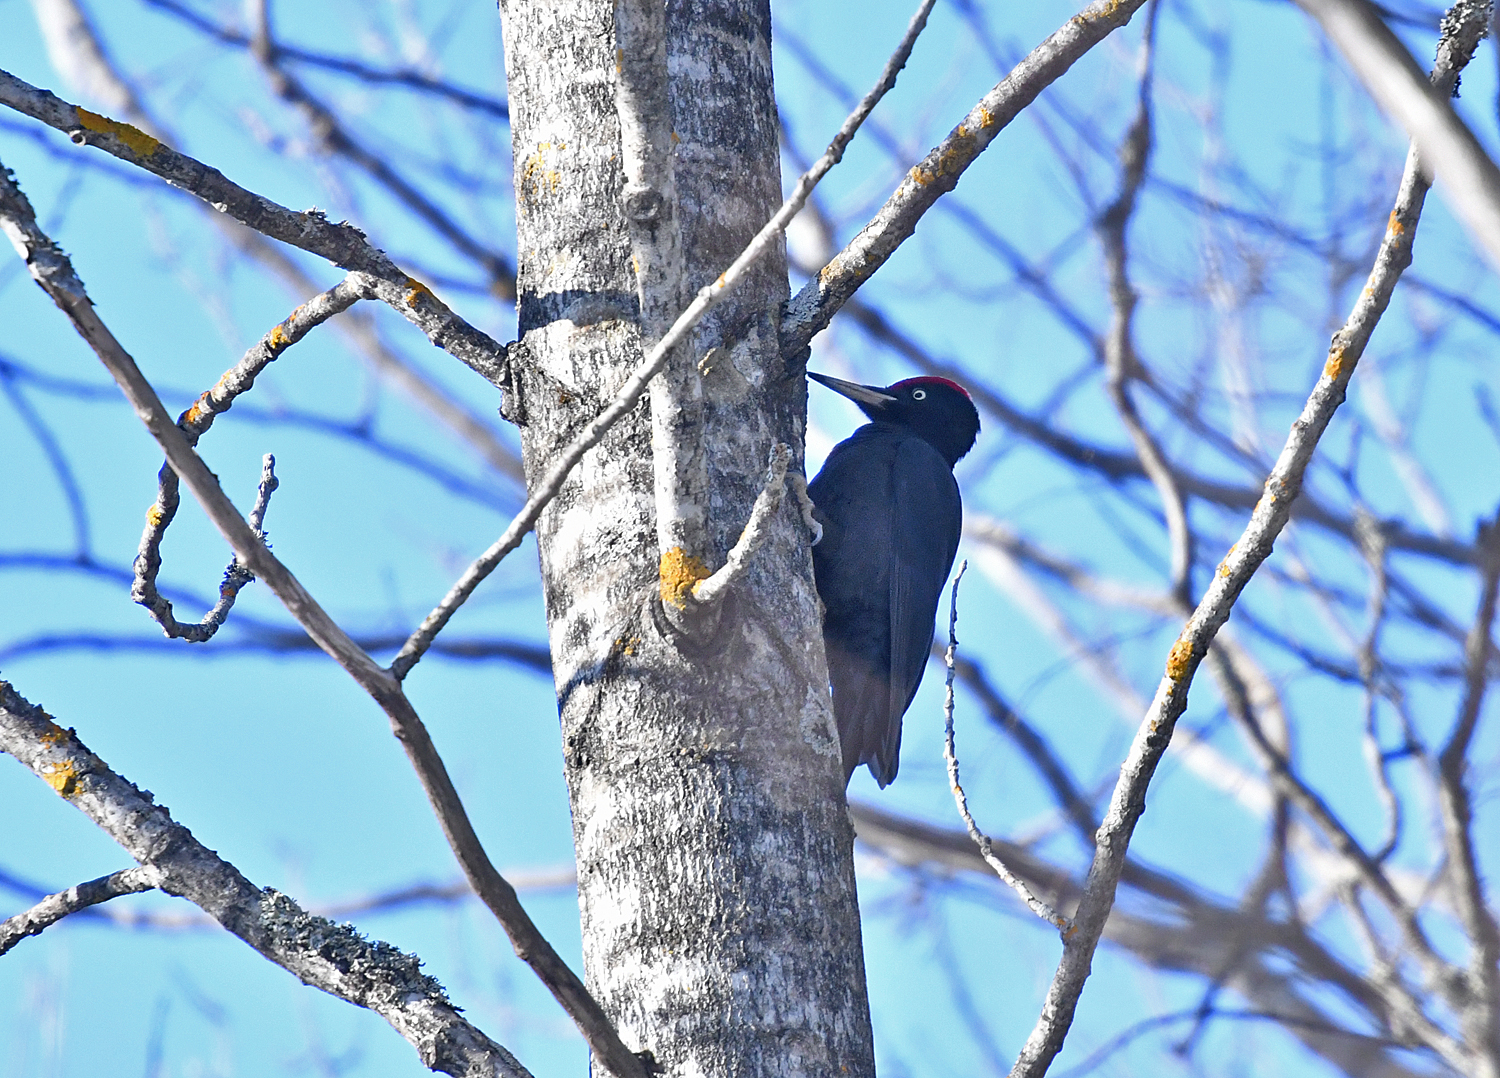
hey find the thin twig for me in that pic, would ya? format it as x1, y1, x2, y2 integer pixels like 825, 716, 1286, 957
1435, 512, 1500, 1074
941, 562, 1068, 929
689, 444, 791, 608
1096, 2, 1195, 607
1354, 509, 1404, 863
0, 67, 510, 385
21, 0, 525, 481
244, 0, 515, 297
1294, 0, 1500, 269
780, 0, 1149, 356
0, 865, 161, 955
133, 272, 368, 641
1006, 7, 1489, 1073
850, 803, 1422, 1078
140, 0, 511, 119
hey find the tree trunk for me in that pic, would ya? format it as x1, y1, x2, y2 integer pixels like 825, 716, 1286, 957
497, 2, 877, 1075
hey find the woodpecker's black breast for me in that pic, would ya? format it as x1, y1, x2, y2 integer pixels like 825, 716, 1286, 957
807, 373, 978, 788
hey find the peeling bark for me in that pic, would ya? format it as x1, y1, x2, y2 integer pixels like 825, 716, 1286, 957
498, 2, 875, 1076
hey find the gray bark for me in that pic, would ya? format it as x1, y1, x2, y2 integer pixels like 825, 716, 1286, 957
498, 3, 876, 1076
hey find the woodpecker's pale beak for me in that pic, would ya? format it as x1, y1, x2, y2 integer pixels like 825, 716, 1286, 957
808, 371, 897, 408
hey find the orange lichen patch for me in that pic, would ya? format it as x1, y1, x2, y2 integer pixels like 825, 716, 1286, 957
38, 722, 69, 746
616, 48, 624, 74
182, 396, 211, 427
977, 105, 995, 129
659, 546, 711, 610
1324, 343, 1348, 381
1217, 544, 1235, 578
671, 131, 680, 146
1166, 636, 1194, 680
146, 504, 166, 528
41, 760, 79, 798
1386, 211, 1405, 237
76, 108, 161, 158
404, 276, 434, 309
268, 323, 291, 351
613, 634, 641, 657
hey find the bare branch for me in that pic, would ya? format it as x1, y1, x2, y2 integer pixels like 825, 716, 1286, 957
0, 67, 510, 386
139, 0, 511, 119
689, 444, 792, 608
0, 160, 650, 1078
22, 0, 525, 482
1436, 513, 1500, 1073
0, 865, 161, 956
1096, 3, 1196, 606
941, 563, 1068, 928
0, 679, 534, 1078
244, 0, 516, 297
133, 270, 368, 641
852, 804, 1428, 1078
781, 0, 1150, 356
1294, 0, 1500, 268
613, 0, 708, 619
1006, 7, 1487, 1070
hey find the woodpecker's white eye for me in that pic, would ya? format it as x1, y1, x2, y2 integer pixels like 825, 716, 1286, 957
911, 389, 927, 401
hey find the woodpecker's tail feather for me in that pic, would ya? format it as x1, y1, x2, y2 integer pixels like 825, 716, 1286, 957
828, 641, 900, 787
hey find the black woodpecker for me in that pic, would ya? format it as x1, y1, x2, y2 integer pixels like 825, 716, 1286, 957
807, 371, 980, 787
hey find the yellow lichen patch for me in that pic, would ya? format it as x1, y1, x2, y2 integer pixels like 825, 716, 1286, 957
977, 105, 995, 129
1217, 544, 1235, 578
1387, 211, 1405, 237
909, 164, 935, 187
146, 504, 166, 528
39, 722, 68, 746
268, 323, 290, 351
404, 276, 433, 309
659, 547, 711, 610
42, 760, 79, 798
614, 634, 641, 657
76, 108, 161, 158
1324, 344, 1347, 381
520, 142, 563, 201
1166, 636, 1194, 681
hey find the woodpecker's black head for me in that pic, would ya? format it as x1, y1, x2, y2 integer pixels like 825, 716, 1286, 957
809, 371, 980, 467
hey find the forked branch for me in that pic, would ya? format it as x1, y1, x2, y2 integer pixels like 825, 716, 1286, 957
1007, 6, 1489, 1075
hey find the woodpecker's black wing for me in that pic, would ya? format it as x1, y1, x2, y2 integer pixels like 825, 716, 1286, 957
810, 425, 962, 787
884, 437, 963, 780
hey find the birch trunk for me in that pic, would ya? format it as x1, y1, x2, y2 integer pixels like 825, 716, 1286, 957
498, 2, 877, 1074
